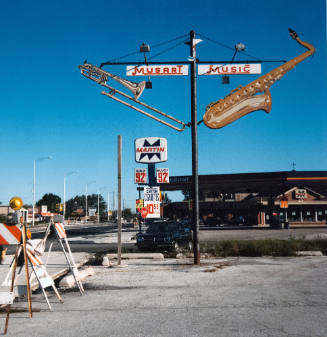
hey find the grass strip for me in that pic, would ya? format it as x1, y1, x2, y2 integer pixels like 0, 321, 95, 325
200, 239, 327, 257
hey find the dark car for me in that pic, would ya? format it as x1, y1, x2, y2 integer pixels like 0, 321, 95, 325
136, 221, 193, 252
204, 217, 223, 227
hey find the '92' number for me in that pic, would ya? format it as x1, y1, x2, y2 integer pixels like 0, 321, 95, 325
157, 171, 169, 183
135, 172, 146, 183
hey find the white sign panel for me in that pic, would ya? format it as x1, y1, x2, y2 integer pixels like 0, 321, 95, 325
127, 65, 188, 76
156, 168, 169, 184
41, 205, 47, 213
134, 168, 147, 184
135, 137, 168, 163
144, 187, 160, 218
198, 64, 262, 75
0, 291, 15, 305
295, 189, 307, 199
88, 208, 96, 216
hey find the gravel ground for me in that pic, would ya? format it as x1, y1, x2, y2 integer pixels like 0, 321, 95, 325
2, 256, 327, 337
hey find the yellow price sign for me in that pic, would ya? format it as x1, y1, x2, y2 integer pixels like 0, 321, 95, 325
136, 199, 144, 210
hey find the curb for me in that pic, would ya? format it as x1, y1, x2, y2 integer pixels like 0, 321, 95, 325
296, 251, 323, 256
106, 253, 164, 260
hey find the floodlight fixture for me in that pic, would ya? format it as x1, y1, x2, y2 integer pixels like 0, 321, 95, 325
235, 42, 246, 52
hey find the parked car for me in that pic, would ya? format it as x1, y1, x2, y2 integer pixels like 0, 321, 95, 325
228, 216, 246, 226
136, 221, 193, 252
204, 217, 223, 227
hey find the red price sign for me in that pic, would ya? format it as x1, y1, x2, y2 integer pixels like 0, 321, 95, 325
134, 168, 147, 184
156, 168, 169, 184
140, 207, 148, 218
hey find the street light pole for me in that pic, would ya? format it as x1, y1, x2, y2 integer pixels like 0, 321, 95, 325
85, 180, 96, 223
63, 171, 77, 222
107, 192, 110, 222
32, 156, 52, 227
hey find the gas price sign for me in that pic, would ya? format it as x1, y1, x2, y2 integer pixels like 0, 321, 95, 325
156, 168, 169, 183
134, 168, 147, 184
144, 187, 160, 218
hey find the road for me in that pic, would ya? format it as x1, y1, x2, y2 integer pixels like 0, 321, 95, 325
13, 223, 326, 255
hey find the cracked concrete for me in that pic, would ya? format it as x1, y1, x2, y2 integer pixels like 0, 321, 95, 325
1, 256, 327, 337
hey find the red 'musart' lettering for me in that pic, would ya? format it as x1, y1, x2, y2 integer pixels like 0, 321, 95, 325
177, 65, 183, 73
155, 68, 161, 74
208, 65, 219, 74
163, 67, 169, 74
146, 68, 154, 75
132, 67, 145, 76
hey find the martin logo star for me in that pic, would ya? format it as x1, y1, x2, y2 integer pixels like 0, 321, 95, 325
139, 139, 161, 161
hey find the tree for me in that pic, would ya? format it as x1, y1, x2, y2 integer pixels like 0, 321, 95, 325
65, 194, 107, 219
122, 208, 133, 221
36, 193, 61, 213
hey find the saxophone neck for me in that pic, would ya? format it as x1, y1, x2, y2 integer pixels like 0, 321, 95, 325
289, 28, 315, 57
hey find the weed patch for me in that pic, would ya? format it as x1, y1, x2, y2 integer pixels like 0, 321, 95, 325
200, 239, 327, 257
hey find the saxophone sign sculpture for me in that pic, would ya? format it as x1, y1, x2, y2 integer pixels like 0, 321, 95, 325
203, 29, 315, 129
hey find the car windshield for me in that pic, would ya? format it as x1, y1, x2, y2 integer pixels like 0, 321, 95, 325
146, 222, 177, 233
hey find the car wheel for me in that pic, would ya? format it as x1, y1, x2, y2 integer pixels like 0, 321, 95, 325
172, 241, 179, 252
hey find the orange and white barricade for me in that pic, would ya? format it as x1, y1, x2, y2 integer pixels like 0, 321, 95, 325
47, 221, 84, 294
0, 223, 22, 246
26, 242, 63, 310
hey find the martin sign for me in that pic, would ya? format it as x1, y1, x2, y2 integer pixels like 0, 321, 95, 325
135, 137, 167, 163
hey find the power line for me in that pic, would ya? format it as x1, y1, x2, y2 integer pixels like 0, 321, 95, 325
197, 32, 262, 61
102, 34, 188, 63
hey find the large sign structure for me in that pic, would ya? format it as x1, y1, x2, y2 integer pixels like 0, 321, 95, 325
79, 29, 315, 266
135, 137, 168, 163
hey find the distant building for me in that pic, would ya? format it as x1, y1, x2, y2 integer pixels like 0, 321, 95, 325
160, 171, 327, 227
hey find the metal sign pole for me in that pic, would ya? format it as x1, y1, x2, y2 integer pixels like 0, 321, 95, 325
117, 135, 122, 265
189, 30, 200, 265
22, 221, 33, 318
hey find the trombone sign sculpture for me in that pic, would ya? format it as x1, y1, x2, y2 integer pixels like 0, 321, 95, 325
78, 64, 186, 131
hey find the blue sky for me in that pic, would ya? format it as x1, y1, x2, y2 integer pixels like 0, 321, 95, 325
0, 0, 326, 210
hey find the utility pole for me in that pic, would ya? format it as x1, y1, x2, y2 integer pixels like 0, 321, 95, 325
189, 30, 200, 265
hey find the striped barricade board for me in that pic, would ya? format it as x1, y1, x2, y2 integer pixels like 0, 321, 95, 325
0, 223, 22, 245
54, 222, 67, 239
